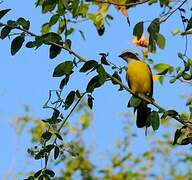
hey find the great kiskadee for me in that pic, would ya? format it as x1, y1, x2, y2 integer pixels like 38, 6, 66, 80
119, 51, 153, 128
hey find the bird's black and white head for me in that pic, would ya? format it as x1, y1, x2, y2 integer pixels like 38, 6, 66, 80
119, 51, 140, 63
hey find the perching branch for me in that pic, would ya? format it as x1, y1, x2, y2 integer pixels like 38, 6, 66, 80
0, 21, 187, 126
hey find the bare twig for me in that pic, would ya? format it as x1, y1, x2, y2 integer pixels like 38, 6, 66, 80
160, 0, 188, 23
179, 10, 188, 56
44, 92, 86, 169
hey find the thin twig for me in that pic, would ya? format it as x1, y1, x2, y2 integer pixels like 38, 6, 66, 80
44, 92, 86, 169
57, 92, 86, 132
179, 10, 188, 56
160, 0, 188, 23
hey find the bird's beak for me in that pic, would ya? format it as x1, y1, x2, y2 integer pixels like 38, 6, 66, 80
118, 54, 123, 58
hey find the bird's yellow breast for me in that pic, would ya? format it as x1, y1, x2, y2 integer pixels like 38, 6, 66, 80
127, 60, 152, 96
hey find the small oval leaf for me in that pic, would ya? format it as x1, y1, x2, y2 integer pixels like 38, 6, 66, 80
97, 64, 107, 85
64, 90, 76, 109
155, 33, 166, 49
53, 61, 73, 77
133, 21, 144, 38
0, 9, 11, 20
11, 36, 25, 56
1, 26, 11, 39
79, 60, 98, 73
149, 111, 160, 131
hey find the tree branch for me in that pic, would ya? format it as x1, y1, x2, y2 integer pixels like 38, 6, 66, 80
0, 21, 186, 126
160, 0, 188, 23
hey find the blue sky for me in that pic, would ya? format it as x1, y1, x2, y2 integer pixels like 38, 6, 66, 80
0, 1, 191, 178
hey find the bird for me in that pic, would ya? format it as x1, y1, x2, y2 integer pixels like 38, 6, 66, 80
119, 51, 153, 128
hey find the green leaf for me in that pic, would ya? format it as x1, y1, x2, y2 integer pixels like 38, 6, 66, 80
42, 32, 62, 43
155, 33, 166, 49
87, 95, 94, 109
172, 28, 180, 36
148, 35, 156, 53
178, 52, 184, 60
79, 3, 89, 17
149, 111, 160, 131
111, 71, 123, 90
53, 61, 73, 77
42, 0, 56, 13
111, 71, 122, 85
41, 23, 50, 35
72, 0, 79, 17
64, 39, 72, 49
50, 109, 60, 124
0, 9, 11, 20
182, 73, 192, 80
38, 175, 44, 180
173, 126, 192, 145
101, 55, 110, 65
34, 151, 44, 160
186, 17, 192, 31
57, 19, 66, 34
49, 44, 62, 59
34, 170, 42, 178
79, 60, 98, 72
49, 14, 59, 26
86, 75, 101, 93
55, 133, 63, 140
7, 20, 17, 27
59, 75, 70, 89
128, 96, 142, 108
133, 21, 143, 38
11, 36, 25, 56
26, 41, 35, 48
154, 63, 170, 74
147, 18, 160, 35
161, 110, 179, 119
159, 75, 164, 85
75, 90, 81, 98
97, 26, 105, 36
97, 64, 107, 85
26, 176, 35, 180
1, 26, 11, 39
54, 146, 60, 160
148, 0, 157, 5
42, 131, 52, 141
66, 28, 75, 36
159, 0, 169, 6
44, 169, 55, 177
62, 0, 69, 9
173, 129, 182, 145
17, 17, 30, 30
64, 90, 76, 109
44, 144, 54, 152
169, 77, 177, 84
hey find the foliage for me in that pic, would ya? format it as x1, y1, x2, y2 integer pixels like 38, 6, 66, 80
0, 0, 192, 179
14, 105, 192, 179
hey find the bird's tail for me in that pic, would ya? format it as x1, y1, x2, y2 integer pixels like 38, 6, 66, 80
136, 103, 150, 128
